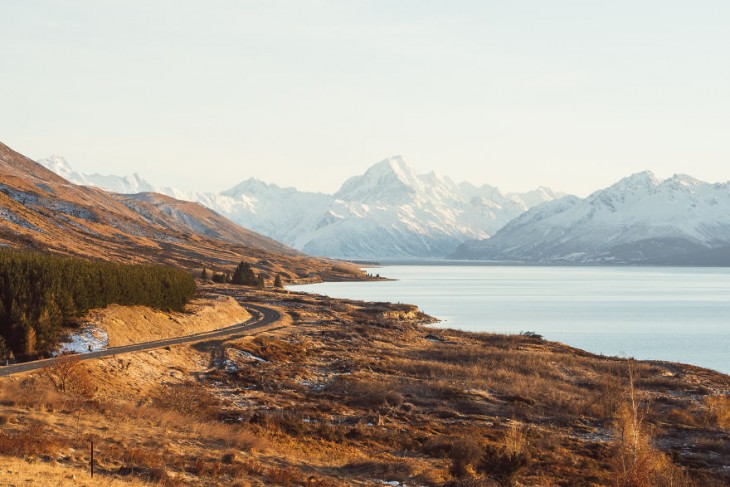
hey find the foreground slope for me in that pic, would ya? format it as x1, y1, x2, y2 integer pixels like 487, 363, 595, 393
454, 171, 730, 264
39, 155, 563, 258
0, 284, 727, 486
0, 142, 342, 281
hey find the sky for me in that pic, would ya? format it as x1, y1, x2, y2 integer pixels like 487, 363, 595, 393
1, 1, 729, 196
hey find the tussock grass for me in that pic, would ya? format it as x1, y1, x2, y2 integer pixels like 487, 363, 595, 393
1, 285, 727, 486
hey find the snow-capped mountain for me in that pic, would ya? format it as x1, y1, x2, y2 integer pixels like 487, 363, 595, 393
38, 155, 155, 194
453, 171, 730, 264
38, 155, 562, 258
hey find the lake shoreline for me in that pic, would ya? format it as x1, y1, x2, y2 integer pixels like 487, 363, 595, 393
291, 264, 730, 375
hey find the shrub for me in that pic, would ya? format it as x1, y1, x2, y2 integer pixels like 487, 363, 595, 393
222, 451, 238, 464
330, 378, 404, 411
478, 445, 530, 486
152, 381, 220, 417
704, 395, 730, 431
449, 438, 483, 477
36, 353, 96, 400
610, 361, 694, 487
0, 425, 63, 457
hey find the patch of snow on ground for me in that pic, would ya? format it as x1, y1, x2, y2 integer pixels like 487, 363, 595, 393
54, 325, 108, 355
222, 358, 240, 373
236, 350, 269, 363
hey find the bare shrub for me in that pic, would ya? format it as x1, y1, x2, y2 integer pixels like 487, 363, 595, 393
329, 378, 404, 411
449, 437, 483, 478
222, 451, 238, 464
191, 458, 222, 477
704, 395, 730, 431
477, 422, 531, 486
0, 425, 63, 457
610, 360, 694, 487
152, 381, 220, 417
36, 353, 96, 400
266, 466, 302, 486
107, 444, 173, 483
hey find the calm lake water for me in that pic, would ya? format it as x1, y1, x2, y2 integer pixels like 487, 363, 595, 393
289, 266, 730, 374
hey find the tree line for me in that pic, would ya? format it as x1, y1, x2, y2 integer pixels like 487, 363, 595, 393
0, 249, 196, 360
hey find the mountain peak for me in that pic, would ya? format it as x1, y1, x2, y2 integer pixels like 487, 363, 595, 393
623, 170, 662, 185
37, 155, 79, 181
334, 156, 422, 202
222, 177, 283, 198
666, 173, 701, 186
597, 170, 663, 198
366, 156, 418, 184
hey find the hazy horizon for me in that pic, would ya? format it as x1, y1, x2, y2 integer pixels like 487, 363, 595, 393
2, 1, 730, 196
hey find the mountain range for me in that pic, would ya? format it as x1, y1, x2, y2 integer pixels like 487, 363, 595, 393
454, 171, 730, 265
38, 155, 562, 258
39, 154, 730, 265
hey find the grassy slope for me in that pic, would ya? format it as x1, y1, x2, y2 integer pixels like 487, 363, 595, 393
0, 284, 727, 486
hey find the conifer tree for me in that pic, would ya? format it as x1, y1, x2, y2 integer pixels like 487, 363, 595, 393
232, 262, 257, 286
212, 272, 226, 284
0, 336, 9, 361
22, 323, 36, 358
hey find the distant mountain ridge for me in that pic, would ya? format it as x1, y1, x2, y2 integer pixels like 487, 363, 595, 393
37, 155, 563, 258
453, 171, 730, 265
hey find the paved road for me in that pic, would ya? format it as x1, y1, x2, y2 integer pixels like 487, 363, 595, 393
0, 303, 281, 377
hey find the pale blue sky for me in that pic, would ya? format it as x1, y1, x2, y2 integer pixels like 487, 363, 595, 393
1, 1, 729, 195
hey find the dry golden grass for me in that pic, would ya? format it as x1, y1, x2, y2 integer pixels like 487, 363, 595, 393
0, 285, 727, 486
234, 336, 310, 363
83, 296, 250, 347
0, 455, 147, 486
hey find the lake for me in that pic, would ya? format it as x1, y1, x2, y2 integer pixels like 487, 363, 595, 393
289, 265, 730, 374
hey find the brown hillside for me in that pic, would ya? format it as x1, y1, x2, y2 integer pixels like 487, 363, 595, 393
0, 141, 354, 281
118, 192, 298, 256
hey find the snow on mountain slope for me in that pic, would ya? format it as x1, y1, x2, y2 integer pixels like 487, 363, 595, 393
209, 157, 562, 258
38, 155, 563, 258
453, 171, 730, 264
38, 156, 155, 194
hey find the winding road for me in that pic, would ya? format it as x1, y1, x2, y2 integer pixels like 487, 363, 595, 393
0, 303, 281, 377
